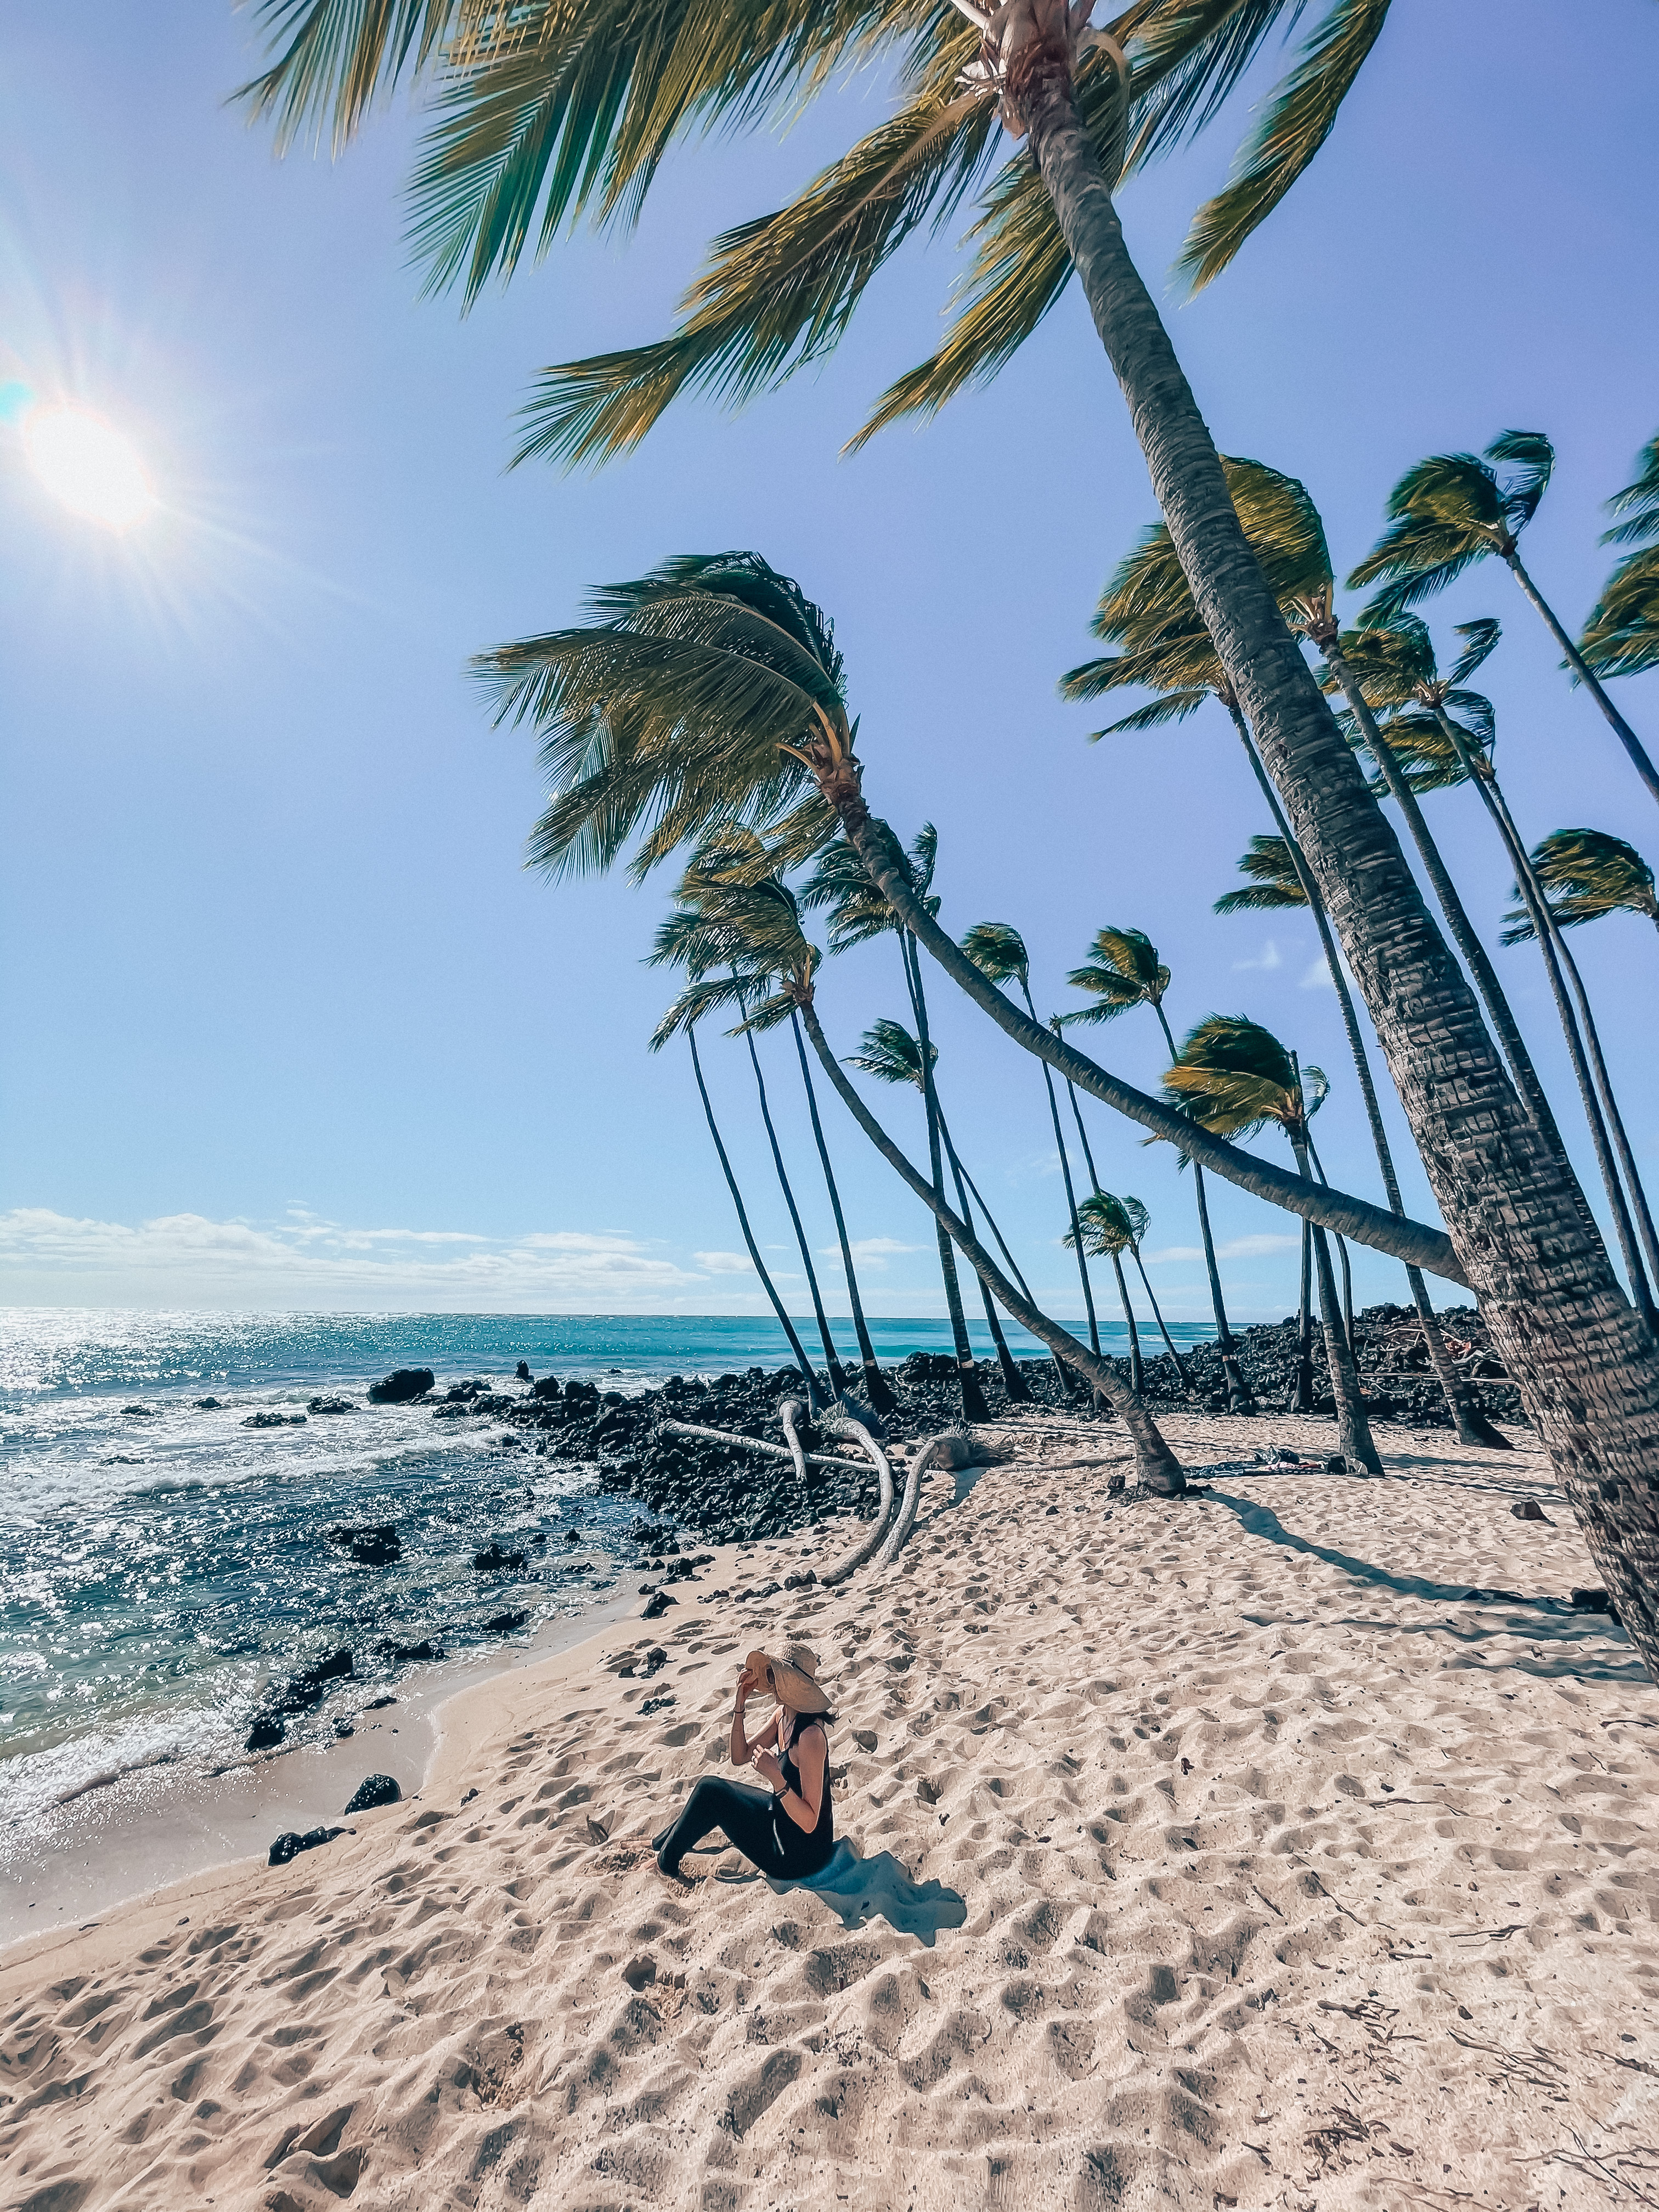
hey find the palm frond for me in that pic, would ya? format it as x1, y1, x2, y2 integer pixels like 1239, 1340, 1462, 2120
960, 921, 1029, 984
845, 1015, 933, 1088
649, 971, 746, 1047
1581, 544, 1659, 680
1086, 689, 1213, 736
1601, 431, 1659, 549
1121, 0, 1307, 171
1215, 832, 1305, 912
1174, 0, 1393, 294
1486, 428, 1554, 528
511, 77, 994, 461
1163, 1011, 1299, 1140
1448, 616, 1501, 685
1064, 1188, 1135, 1259
235, 0, 461, 155
1500, 826, 1657, 942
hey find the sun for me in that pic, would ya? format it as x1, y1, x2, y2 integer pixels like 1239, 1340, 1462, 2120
23, 404, 156, 532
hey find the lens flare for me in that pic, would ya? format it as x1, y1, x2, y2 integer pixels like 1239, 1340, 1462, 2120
23, 404, 156, 532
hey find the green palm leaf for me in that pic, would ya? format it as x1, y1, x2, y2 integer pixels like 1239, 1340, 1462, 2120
1064, 926, 1169, 1024
1214, 833, 1305, 912
237, 0, 463, 155
1500, 827, 1658, 944
959, 921, 1030, 985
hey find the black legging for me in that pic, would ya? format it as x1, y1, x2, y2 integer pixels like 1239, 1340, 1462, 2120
657, 1777, 830, 1881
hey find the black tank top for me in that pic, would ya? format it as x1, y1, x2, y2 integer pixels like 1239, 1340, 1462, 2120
772, 1715, 834, 1875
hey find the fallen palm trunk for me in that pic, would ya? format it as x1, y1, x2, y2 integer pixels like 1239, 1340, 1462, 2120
818, 1413, 899, 1585
656, 1419, 872, 1477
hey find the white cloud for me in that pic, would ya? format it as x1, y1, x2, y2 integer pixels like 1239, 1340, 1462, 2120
695, 1250, 756, 1274
1144, 1231, 1301, 1265
819, 1237, 924, 1267
1232, 938, 1283, 972
0, 1207, 706, 1313
1300, 955, 1335, 990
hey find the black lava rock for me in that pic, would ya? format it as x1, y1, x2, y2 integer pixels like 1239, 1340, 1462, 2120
516, 1361, 532, 1381
244, 1411, 306, 1429
246, 1713, 285, 1751
328, 1523, 402, 1566
308, 1396, 357, 1415
377, 1638, 444, 1664
642, 1590, 676, 1618
473, 1541, 528, 1572
532, 1375, 562, 1400
269, 1825, 345, 1867
368, 1368, 436, 1405
484, 1608, 530, 1633
343, 1773, 402, 1813
194, 1397, 223, 1410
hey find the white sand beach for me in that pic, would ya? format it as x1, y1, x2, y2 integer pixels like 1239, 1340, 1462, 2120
4, 1417, 1655, 2211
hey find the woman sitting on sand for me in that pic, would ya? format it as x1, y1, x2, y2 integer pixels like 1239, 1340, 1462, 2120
656, 1643, 834, 1883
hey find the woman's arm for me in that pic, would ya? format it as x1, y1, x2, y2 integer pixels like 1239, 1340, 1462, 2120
777, 1723, 827, 1832
729, 1679, 778, 1768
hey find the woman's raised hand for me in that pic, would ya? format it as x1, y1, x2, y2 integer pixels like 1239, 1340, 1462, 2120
751, 1747, 783, 1790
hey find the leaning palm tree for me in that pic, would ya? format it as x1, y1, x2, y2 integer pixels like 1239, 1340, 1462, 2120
845, 1018, 1031, 1403
482, 549, 1659, 1678
649, 984, 822, 1406
1339, 616, 1659, 1327
960, 921, 1101, 1395
1069, 505, 1508, 1443
1582, 431, 1659, 686
1503, 830, 1659, 941
1109, 1193, 1194, 1395
1065, 1192, 1146, 1394
1347, 432, 1659, 809
1166, 1016, 1383, 1476
1058, 926, 1246, 1408
803, 828, 991, 1421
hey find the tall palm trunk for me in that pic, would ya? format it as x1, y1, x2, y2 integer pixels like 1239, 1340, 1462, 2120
946, 1115, 1076, 1405
686, 1026, 819, 1404
901, 934, 990, 1421
798, 998, 1183, 1489
1288, 1116, 1384, 1477
1305, 1132, 1354, 1347
742, 1020, 840, 1386
944, 1140, 1032, 1402
1227, 702, 1506, 1447
1061, 1071, 1144, 1393
1128, 1239, 1193, 1395
788, 1008, 896, 1414
1291, 1218, 1314, 1413
1152, 992, 1250, 1410
831, 45, 1659, 1667
1017, 975, 1099, 1395
1503, 549, 1659, 809
1431, 710, 1659, 1328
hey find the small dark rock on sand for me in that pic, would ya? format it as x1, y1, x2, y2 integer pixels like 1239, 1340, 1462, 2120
642, 1590, 676, 1618
343, 1773, 402, 1813
368, 1367, 436, 1405
1511, 1498, 1551, 1522
269, 1825, 345, 1867
246, 1713, 286, 1752
1572, 1587, 1622, 1621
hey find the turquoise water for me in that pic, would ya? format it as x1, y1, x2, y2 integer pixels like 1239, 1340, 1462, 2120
1, 1308, 1209, 1825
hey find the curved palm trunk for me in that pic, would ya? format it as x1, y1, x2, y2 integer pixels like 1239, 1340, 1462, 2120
1060, 1073, 1144, 1392
1289, 1126, 1384, 1476
743, 1023, 840, 1385
1317, 638, 1561, 1150
901, 933, 990, 1422
834, 49, 1659, 1669
686, 1026, 819, 1404
950, 1110, 1079, 1404
944, 1141, 1032, 1402
1505, 549, 1659, 810
1018, 977, 1099, 1396
1228, 704, 1507, 1446
1432, 710, 1659, 1327
798, 1000, 1182, 1489
788, 1009, 896, 1414
1152, 994, 1250, 1410
1129, 1243, 1193, 1395
1305, 1132, 1355, 1348
1291, 1219, 1314, 1413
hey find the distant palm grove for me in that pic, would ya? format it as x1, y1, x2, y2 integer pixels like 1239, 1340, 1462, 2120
244, 3, 1659, 1674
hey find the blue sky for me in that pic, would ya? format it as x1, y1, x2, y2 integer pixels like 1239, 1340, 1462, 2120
1, 0, 1655, 1320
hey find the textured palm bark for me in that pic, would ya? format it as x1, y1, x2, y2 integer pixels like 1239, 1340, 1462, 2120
789, 1011, 897, 1415
1506, 551, 1659, 809
687, 1028, 820, 1404
1317, 637, 1560, 1150
798, 1001, 1183, 1487
1018, 60, 1659, 1673
1229, 708, 1507, 1446
830, 789, 1468, 1281
1428, 709, 1657, 1328
902, 935, 991, 1423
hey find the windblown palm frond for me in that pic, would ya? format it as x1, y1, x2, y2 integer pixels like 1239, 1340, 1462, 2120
1214, 833, 1306, 912
800, 823, 939, 951
1174, 0, 1393, 294
649, 972, 749, 1048
1601, 431, 1659, 550
1368, 708, 1491, 795
1582, 437, 1659, 678
1348, 433, 1555, 620
475, 551, 845, 882
236, 0, 464, 155
845, 1015, 934, 1088
1323, 616, 1496, 785
960, 921, 1030, 986
1064, 1188, 1136, 1260
1063, 927, 1170, 1024
1163, 1013, 1321, 1141
1448, 616, 1502, 685
1500, 828, 1659, 944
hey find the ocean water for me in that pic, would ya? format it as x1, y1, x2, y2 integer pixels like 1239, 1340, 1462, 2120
1, 1308, 1205, 1827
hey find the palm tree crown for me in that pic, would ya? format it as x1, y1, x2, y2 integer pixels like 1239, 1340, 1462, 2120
845, 1017, 935, 1091
1347, 432, 1554, 619
1063, 928, 1171, 1025
1502, 830, 1659, 944
1164, 1015, 1327, 1146
1214, 836, 1306, 913
1582, 430, 1659, 681
1066, 1189, 1142, 1263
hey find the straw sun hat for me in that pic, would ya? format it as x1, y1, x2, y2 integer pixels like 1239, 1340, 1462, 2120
742, 1643, 831, 1716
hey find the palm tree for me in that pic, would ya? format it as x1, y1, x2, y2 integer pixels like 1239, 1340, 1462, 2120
1347, 432, 1659, 809
802, 828, 991, 1421
1059, 923, 1248, 1409
1065, 1192, 1145, 1393
1110, 1194, 1193, 1393
845, 1018, 1031, 1403
1582, 431, 1659, 686
1166, 1016, 1383, 1475
1338, 615, 1659, 1327
1066, 503, 1508, 1444
1504, 830, 1659, 941
960, 921, 1101, 1397
482, 550, 1659, 1679
654, 846, 898, 1411
648, 986, 822, 1406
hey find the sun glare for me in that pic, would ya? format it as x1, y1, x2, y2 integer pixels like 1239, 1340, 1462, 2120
24, 404, 156, 532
